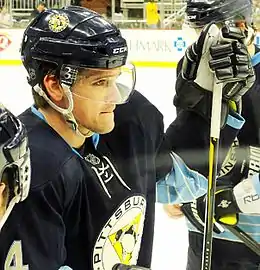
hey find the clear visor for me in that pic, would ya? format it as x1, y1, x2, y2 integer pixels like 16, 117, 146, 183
72, 63, 136, 105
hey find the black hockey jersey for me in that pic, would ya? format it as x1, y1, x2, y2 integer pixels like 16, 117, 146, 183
0, 100, 164, 270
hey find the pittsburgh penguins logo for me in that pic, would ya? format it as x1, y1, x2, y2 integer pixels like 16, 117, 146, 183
108, 213, 142, 264
93, 196, 146, 270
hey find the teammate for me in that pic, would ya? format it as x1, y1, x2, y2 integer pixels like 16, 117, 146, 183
0, 104, 30, 226
164, 0, 260, 269
0, 104, 32, 266
7, 5, 252, 270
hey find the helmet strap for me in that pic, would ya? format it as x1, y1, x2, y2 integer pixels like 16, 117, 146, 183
33, 84, 89, 138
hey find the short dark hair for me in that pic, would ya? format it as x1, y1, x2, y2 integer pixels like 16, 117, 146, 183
38, 2, 46, 7
32, 62, 59, 109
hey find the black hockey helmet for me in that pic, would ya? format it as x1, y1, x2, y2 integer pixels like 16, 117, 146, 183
0, 104, 30, 203
20, 6, 129, 89
185, 0, 253, 29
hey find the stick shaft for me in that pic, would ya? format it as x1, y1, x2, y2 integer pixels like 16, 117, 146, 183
225, 225, 260, 257
201, 82, 223, 270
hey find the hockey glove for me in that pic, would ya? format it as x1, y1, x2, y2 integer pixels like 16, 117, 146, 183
181, 146, 260, 234
216, 174, 260, 216
182, 173, 260, 235
219, 145, 260, 215
181, 186, 239, 235
174, 23, 255, 127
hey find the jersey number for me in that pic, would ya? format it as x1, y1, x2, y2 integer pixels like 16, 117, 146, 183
5, 241, 29, 270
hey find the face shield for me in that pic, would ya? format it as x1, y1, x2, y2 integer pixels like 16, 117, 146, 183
31, 62, 136, 136
70, 63, 136, 105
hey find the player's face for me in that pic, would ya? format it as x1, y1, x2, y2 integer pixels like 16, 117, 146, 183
37, 4, 45, 12
71, 68, 121, 135
0, 173, 8, 219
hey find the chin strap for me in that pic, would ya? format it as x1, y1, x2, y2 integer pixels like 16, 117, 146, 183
33, 83, 92, 138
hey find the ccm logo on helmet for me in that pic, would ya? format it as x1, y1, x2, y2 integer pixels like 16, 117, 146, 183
186, 15, 197, 20
112, 47, 127, 54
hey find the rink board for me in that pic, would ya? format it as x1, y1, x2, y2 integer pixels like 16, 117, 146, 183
0, 28, 260, 68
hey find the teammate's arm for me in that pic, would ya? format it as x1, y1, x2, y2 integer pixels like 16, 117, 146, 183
156, 24, 255, 204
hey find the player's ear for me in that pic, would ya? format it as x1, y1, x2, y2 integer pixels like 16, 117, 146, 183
0, 182, 5, 193
43, 74, 64, 103
0, 170, 8, 194
0, 182, 6, 207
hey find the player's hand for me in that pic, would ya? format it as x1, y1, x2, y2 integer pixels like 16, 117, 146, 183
163, 204, 184, 219
174, 23, 255, 126
209, 25, 255, 102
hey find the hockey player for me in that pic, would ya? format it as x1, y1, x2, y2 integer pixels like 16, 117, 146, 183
164, 0, 260, 269
13, 5, 253, 270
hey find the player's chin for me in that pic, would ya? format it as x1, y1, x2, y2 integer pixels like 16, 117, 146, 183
96, 112, 115, 134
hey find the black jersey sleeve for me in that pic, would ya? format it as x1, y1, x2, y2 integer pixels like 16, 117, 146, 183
238, 55, 260, 146
156, 109, 243, 179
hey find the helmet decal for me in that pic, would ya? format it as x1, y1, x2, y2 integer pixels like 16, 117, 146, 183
48, 13, 70, 33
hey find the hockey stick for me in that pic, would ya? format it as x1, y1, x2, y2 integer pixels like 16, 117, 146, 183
224, 224, 260, 256
201, 80, 223, 270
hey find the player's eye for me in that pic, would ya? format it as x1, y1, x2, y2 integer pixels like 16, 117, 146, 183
92, 77, 117, 87
93, 79, 109, 87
